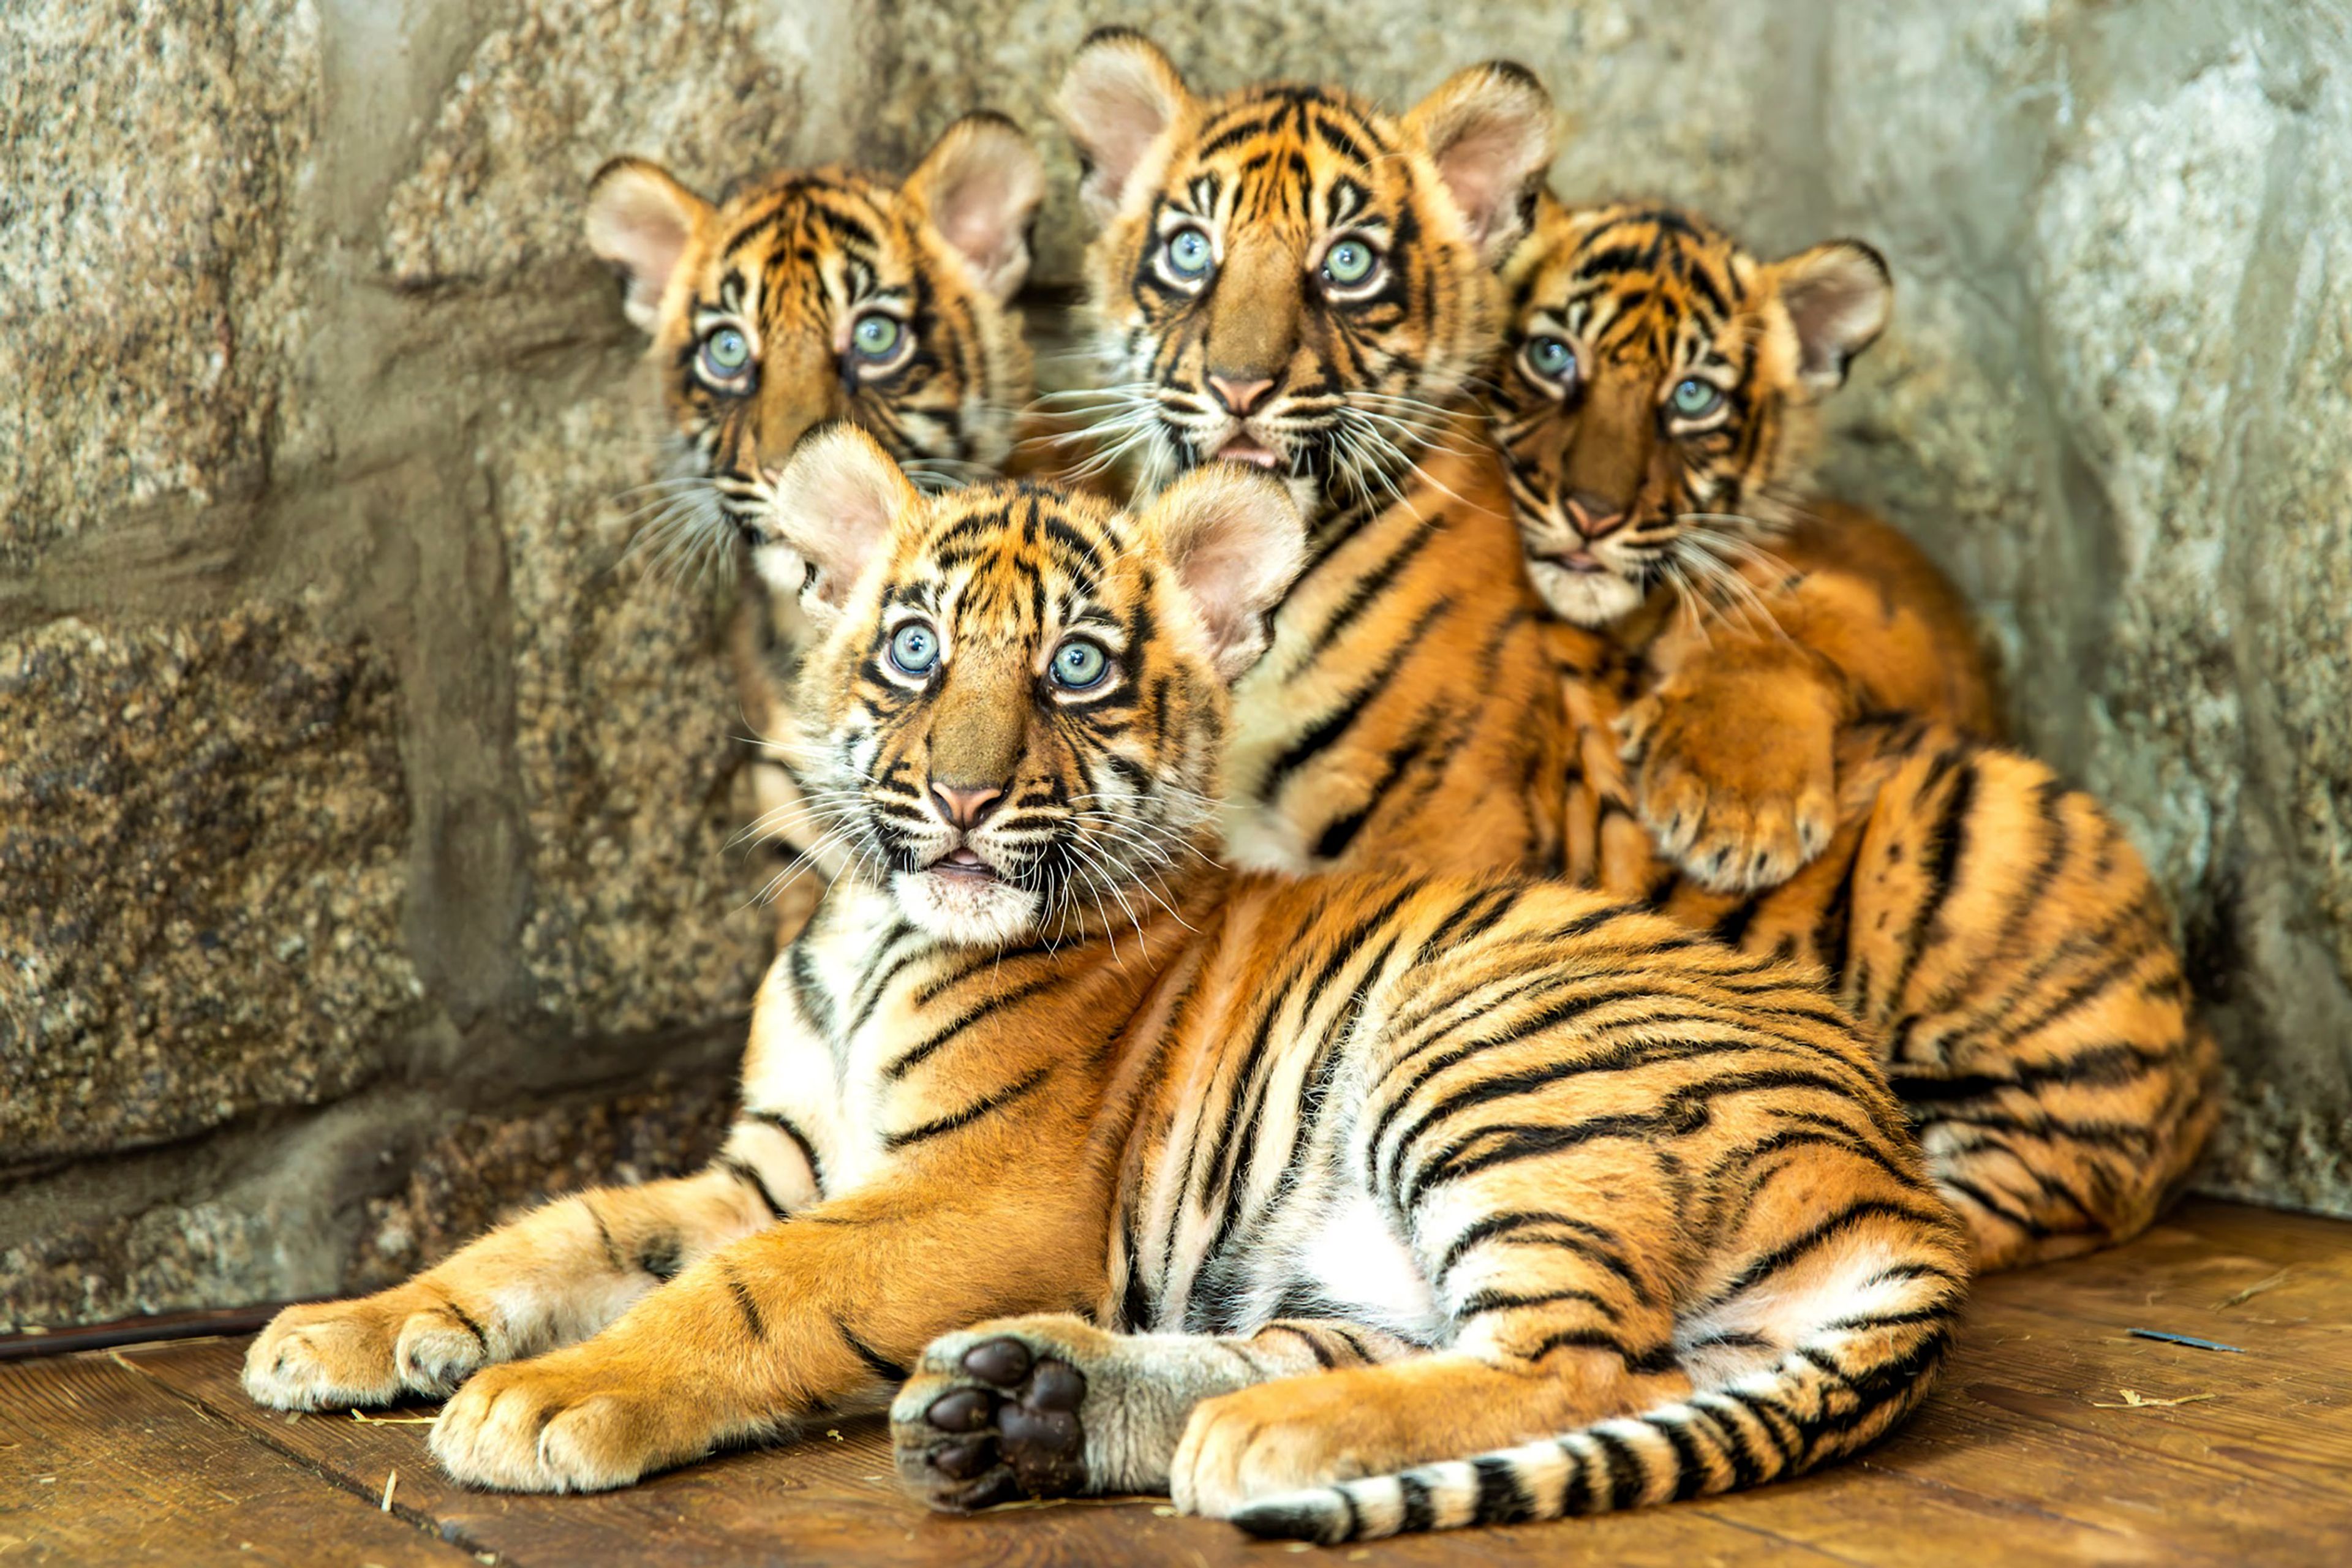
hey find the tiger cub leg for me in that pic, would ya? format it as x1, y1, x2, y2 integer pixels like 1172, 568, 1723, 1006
243, 1156, 792, 1410
891, 1316, 1417, 1509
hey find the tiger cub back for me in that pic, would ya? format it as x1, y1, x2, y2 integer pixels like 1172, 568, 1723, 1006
584, 113, 1046, 935
1054, 31, 1571, 876
1494, 198, 2217, 1267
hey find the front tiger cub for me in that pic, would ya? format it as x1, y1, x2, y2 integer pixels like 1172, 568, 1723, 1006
244, 429, 1966, 1543
1494, 197, 2217, 1268
1055, 31, 1570, 876
584, 113, 1046, 927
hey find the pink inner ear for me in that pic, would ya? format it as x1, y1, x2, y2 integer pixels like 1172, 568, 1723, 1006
1434, 130, 1517, 246
598, 192, 691, 309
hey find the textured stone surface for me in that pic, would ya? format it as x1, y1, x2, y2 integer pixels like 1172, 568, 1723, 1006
380, 0, 873, 288
0, 609, 417, 1162
345, 1071, 735, 1292
0, 0, 322, 564
497, 393, 775, 1036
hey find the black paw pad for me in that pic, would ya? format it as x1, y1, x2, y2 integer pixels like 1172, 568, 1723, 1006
931, 1438, 995, 1481
961, 1336, 1033, 1386
925, 1388, 994, 1433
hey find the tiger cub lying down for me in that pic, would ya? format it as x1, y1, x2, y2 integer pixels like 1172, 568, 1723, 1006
246, 428, 1967, 1540
1488, 195, 2217, 1268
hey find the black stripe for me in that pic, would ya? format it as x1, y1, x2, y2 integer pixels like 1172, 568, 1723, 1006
744, 1108, 826, 1196
723, 1264, 766, 1340
718, 1153, 791, 1219
1395, 1471, 1436, 1533
884, 971, 1064, 1079
1472, 1455, 1538, 1525
883, 1065, 1052, 1150
837, 1317, 910, 1382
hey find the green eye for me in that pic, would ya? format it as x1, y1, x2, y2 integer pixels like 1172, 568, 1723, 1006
1050, 637, 1109, 690
1671, 377, 1724, 418
1525, 336, 1577, 384
851, 314, 903, 361
701, 326, 751, 377
889, 620, 940, 676
1166, 227, 1213, 279
1322, 237, 1379, 287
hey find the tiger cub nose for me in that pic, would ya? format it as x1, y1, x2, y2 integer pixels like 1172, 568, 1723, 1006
1207, 373, 1276, 417
930, 783, 1005, 831
1564, 490, 1629, 540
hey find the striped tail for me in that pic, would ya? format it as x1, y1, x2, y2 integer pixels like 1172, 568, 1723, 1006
1227, 1325, 1955, 1544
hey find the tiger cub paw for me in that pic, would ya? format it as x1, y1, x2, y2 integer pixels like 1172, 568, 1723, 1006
1619, 685, 1836, 894
892, 1317, 1112, 1510
429, 1347, 708, 1493
243, 1289, 492, 1409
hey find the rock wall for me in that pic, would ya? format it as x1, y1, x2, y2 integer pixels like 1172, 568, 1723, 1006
4, 0, 2345, 1327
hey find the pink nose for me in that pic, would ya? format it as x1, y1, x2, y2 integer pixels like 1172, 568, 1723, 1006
1207, 374, 1275, 416
1564, 491, 1627, 540
930, 783, 1003, 831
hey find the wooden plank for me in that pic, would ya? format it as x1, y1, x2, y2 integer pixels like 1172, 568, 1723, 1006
0, 1349, 476, 1567
0, 1199, 2332, 1567
125, 1338, 1836, 1567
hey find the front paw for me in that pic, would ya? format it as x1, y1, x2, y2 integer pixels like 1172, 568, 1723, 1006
891, 1317, 1108, 1511
1619, 689, 1834, 894
243, 1290, 491, 1409
429, 1351, 705, 1493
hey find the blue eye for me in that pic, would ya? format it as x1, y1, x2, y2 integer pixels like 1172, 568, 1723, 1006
1523, 335, 1576, 386
1322, 237, 1379, 288
889, 621, 940, 676
850, 313, 903, 361
701, 325, 752, 379
1671, 377, 1724, 418
1050, 638, 1109, 690
1166, 227, 1213, 280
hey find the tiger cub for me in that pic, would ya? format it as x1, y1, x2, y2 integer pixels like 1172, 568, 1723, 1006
1492, 196, 2217, 1267
244, 429, 1967, 1544
1057, 31, 1572, 876
584, 112, 1046, 929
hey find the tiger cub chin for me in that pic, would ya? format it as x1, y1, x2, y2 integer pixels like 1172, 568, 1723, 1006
245, 426, 1966, 1544
584, 111, 1046, 935
1493, 195, 2217, 1268
1055, 30, 1572, 878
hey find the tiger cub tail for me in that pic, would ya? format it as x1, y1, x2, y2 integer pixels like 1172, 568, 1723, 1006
1230, 1300, 1955, 1542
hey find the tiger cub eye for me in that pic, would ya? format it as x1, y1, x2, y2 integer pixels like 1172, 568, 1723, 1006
1670, 377, 1724, 418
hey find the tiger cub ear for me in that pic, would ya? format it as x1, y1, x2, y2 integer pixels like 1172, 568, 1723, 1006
1404, 62, 1556, 265
1139, 466, 1306, 682
585, 157, 712, 333
1057, 28, 1193, 223
767, 424, 922, 617
905, 112, 1047, 304
1771, 240, 1894, 398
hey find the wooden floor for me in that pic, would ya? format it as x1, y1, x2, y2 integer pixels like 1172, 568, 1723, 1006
1, 1200, 2346, 1566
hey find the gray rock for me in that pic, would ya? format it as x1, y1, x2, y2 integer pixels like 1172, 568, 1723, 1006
0, 609, 418, 1163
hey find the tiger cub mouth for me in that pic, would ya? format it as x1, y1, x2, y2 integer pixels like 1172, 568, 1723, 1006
1212, 433, 1284, 470
927, 846, 1001, 883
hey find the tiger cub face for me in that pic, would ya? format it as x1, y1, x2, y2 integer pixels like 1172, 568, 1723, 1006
584, 115, 1046, 591
1055, 30, 1555, 526
1491, 195, 1894, 628
761, 426, 1304, 947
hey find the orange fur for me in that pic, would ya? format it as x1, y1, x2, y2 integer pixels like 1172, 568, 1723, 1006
246, 443, 1966, 1544
1493, 197, 2215, 1268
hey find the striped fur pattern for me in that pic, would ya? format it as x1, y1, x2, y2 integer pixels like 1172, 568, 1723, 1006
244, 444, 1967, 1544
1058, 32, 1572, 875
1488, 197, 2218, 1267
1556, 630, 2219, 1272
584, 114, 1045, 916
